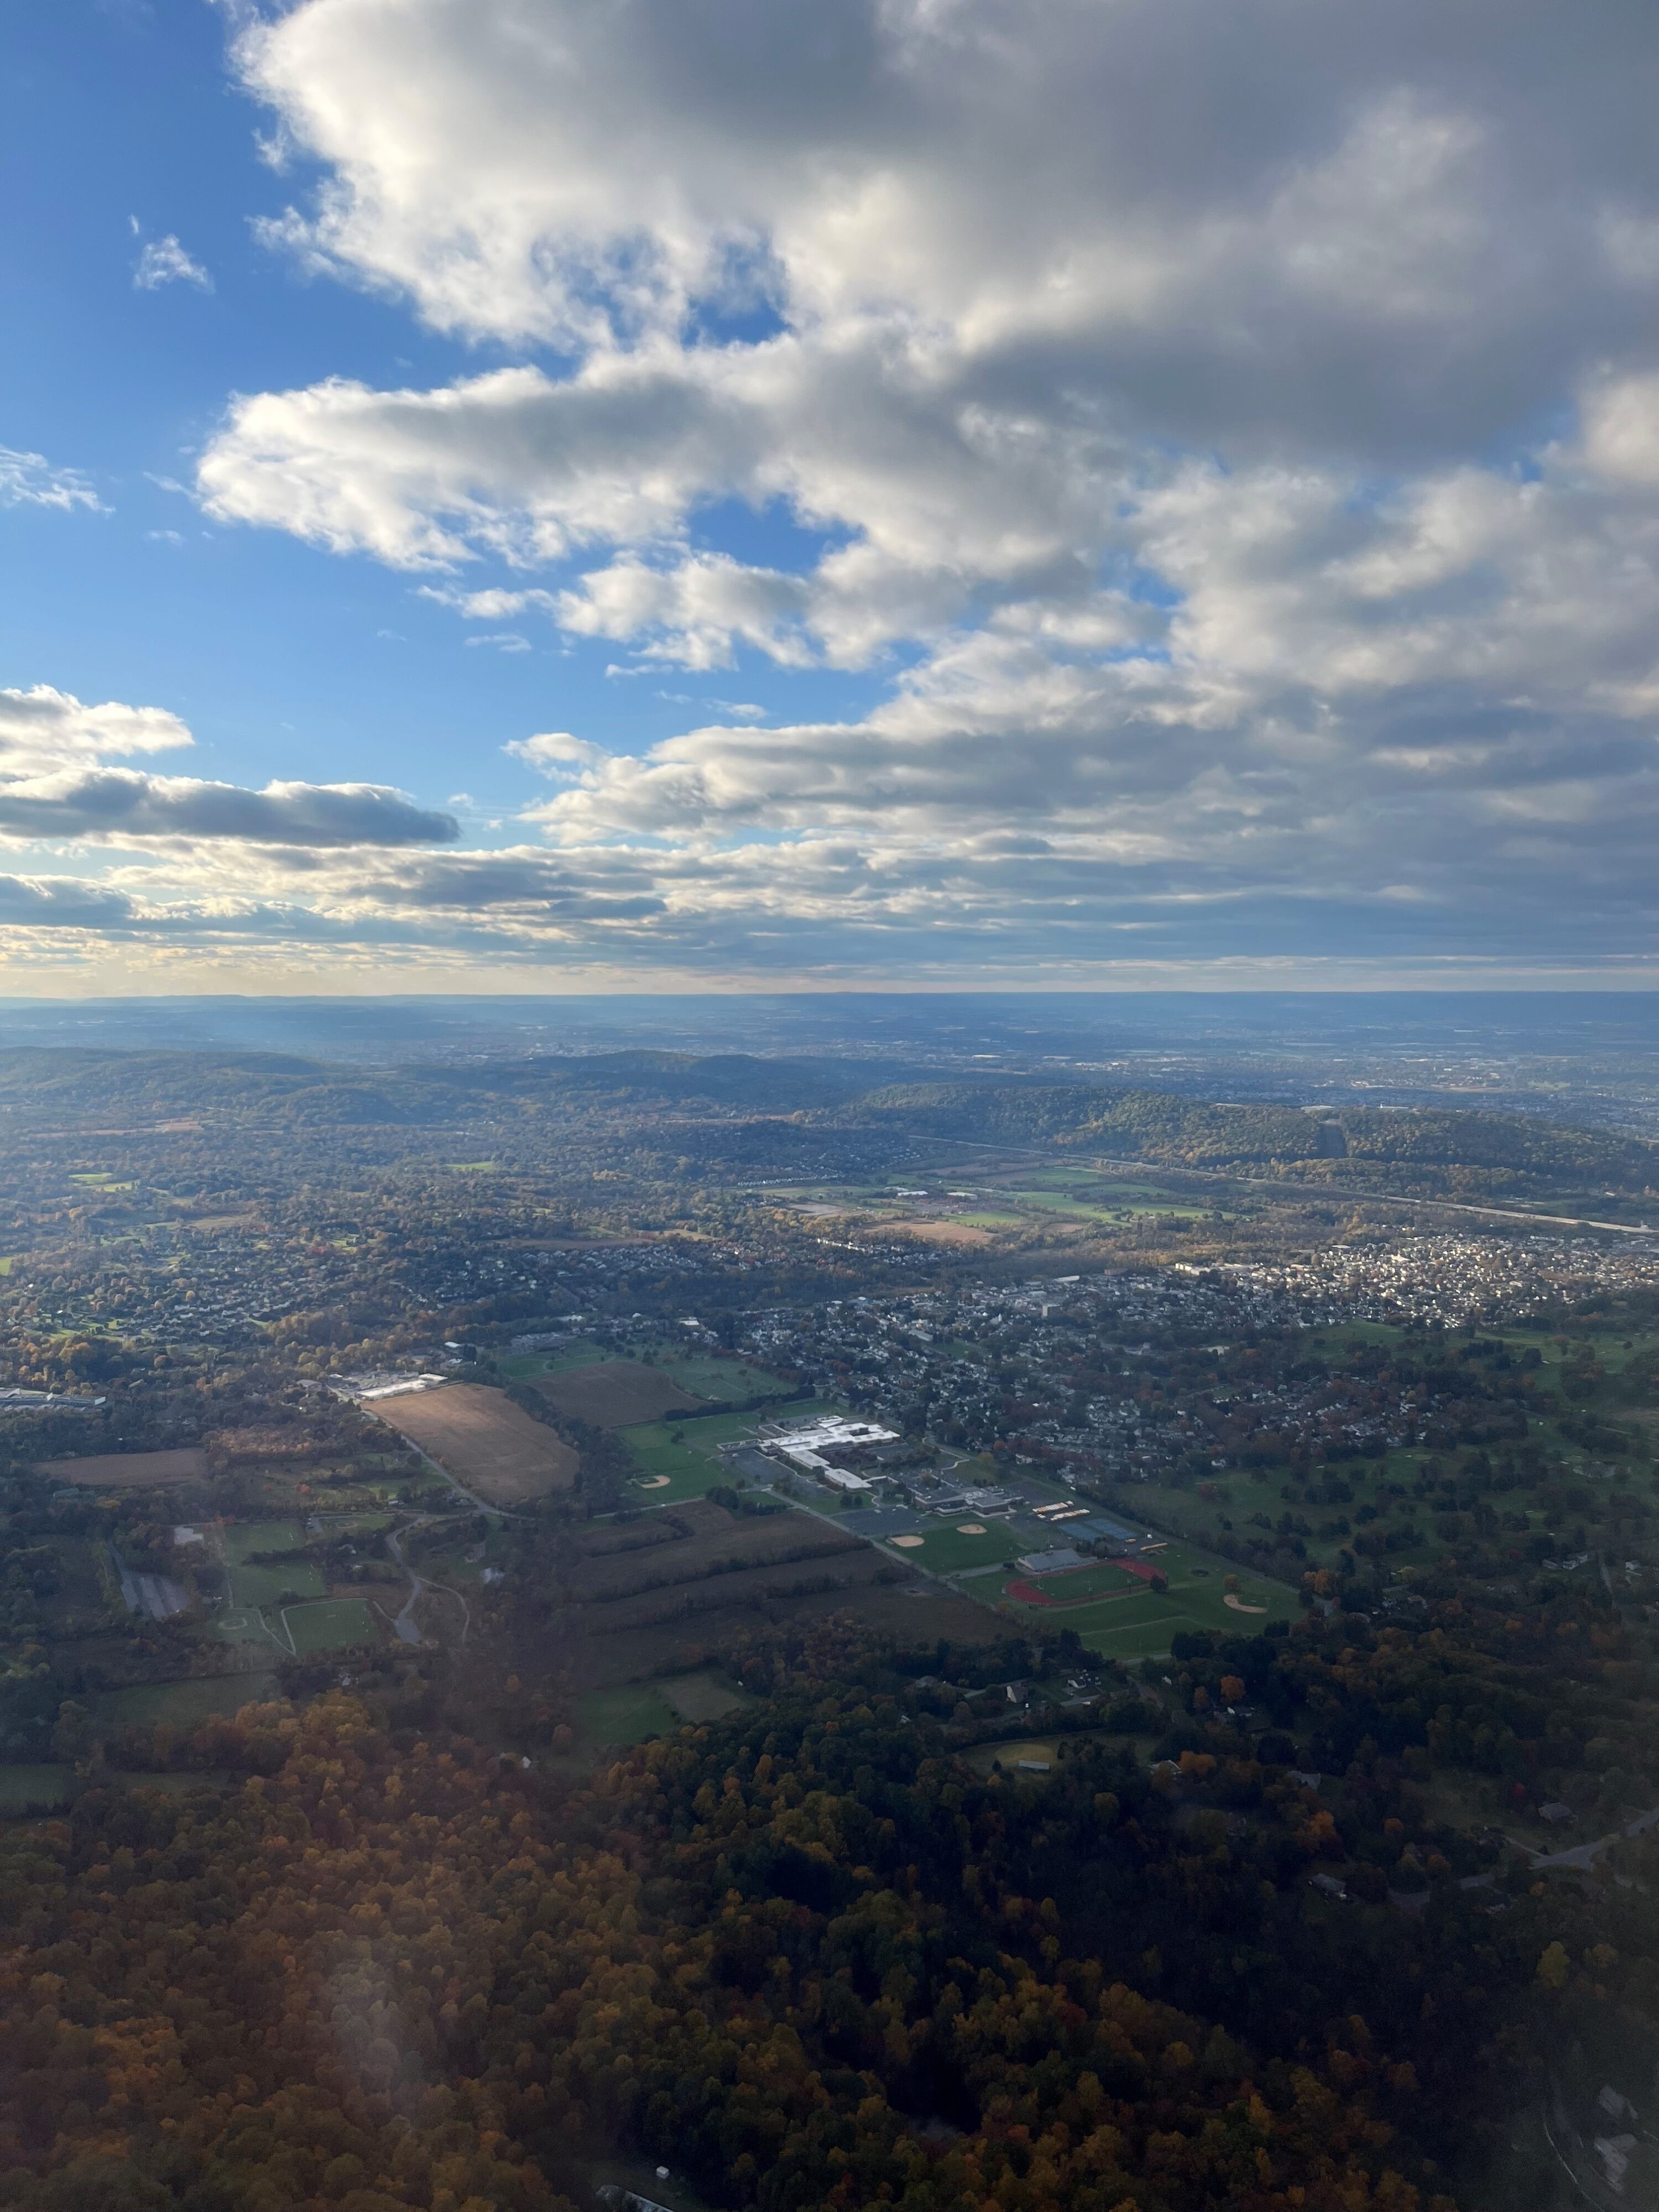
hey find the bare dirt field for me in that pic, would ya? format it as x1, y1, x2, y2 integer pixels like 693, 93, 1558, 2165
39, 1447, 208, 1488
376, 1385, 577, 1505
534, 1359, 703, 1428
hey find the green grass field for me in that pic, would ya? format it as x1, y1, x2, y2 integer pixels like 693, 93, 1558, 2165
997, 1535, 1290, 1659
1010, 1560, 1142, 1600
229, 1559, 326, 1608
0, 1765, 72, 1810
656, 1352, 795, 1402
619, 1400, 837, 1503
222, 1521, 304, 1564
93, 1675, 281, 1729
893, 1521, 1030, 1573
577, 1682, 680, 1746
1006, 1186, 1207, 1223
285, 1598, 379, 1653
499, 1342, 607, 1380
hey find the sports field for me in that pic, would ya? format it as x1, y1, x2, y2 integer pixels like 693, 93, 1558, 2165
376, 1383, 578, 1504
285, 1598, 378, 1653
880, 1521, 1029, 1573
619, 1400, 837, 1503
995, 1537, 1291, 1660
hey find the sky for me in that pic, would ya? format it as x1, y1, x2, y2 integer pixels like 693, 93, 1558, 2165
8, 0, 1659, 995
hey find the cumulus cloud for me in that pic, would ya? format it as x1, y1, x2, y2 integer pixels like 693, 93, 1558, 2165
134, 234, 213, 291
0, 687, 455, 856
0, 686, 193, 770
75, 0, 1659, 970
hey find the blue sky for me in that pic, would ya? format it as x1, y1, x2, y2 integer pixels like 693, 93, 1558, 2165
4, 1, 875, 827
7, 0, 1659, 992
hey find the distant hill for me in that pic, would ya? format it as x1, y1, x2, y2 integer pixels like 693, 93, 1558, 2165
1, 1047, 1653, 1202
0, 1046, 886, 1126
845, 1081, 1659, 1202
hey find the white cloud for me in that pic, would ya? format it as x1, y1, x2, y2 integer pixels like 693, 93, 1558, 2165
0, 768, 457, 848
504, 731, 609, 777
0, 686, 455, 852
134, 234, 213, 291
0, 686, 192, 770
53, 0, 1659, 973
0, 449, 103, 513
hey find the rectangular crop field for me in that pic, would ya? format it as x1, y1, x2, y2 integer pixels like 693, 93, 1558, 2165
375, 1384, 577, 1504
39, 1447, 208, 1487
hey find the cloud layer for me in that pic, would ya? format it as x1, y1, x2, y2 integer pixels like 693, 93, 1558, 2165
32, 0, 1659, 974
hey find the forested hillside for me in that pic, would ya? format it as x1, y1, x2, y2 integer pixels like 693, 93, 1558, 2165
851, 1083, 1659, 1199
7, 1598, 1659, 2212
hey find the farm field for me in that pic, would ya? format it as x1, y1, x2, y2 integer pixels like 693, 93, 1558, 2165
374, 1383, 577, 1504
38, 1446, 208, 1487
557, 1495, 1004, 1684
534, 1359, 702, 1428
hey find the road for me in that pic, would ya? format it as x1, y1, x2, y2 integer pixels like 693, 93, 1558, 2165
384, 1516, 471, 1646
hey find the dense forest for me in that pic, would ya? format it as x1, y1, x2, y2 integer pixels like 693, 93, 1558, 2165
6, 1593, 1659, 2212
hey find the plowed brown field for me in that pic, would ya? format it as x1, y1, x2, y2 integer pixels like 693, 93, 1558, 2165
376, 1385, 577, 1505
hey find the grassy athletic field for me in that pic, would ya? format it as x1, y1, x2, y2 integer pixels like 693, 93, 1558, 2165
995, 1533, 1290, 1659
618, 1400, 838, 1503
285, 1598, 379, 1653
884, 1521, 1030, 1574
222, 1520, 304, 1563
